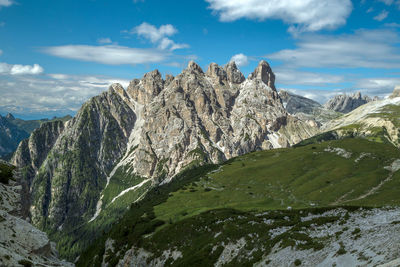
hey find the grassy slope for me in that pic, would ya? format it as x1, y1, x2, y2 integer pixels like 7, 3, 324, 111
154, 138, 400, 224
77, 137, 400, 266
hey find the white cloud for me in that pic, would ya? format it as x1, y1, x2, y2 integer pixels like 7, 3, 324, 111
374, 10, 389, 21
0, 62, 44, 75
268, 29, 400, 69
130, 22, 189, 51
0, 0, 13, 7
367, 7, 374, 13
205, 0, 353, 33
0, 73, 131, 116
230, 53, 249, 67
275, 69, 344, 86
356, 77, 400, 91
97, 38, 112, 44
0, 49, 2, 56
43, 45, 168, 65
133, 22, 177, 43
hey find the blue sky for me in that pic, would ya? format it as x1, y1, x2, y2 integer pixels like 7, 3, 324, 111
0, 0, 400, 119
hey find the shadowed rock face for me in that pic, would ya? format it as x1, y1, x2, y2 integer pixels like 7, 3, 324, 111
324, 92, 374, 113
12, 60, 318, 232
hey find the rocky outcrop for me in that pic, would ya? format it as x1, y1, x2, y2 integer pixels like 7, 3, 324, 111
390, 86, 400, 98
0, 161, 73, 267
11, 60, 318, 245
324, 92, 374, 113
248, 60, 275, 90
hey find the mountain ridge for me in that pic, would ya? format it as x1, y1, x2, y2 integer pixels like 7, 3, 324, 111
10, 60, 319, 258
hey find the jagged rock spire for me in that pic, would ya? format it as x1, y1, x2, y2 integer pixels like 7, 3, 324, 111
187, 61, 204, 73
127, 69, 164, 105
224, 61, 245, 84
249, 60, 276, 90
206, 63, 227, 84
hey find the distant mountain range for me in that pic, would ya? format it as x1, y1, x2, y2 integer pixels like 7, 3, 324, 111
0, 114, 71, 159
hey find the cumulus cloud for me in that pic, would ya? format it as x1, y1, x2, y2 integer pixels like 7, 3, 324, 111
0, 0, 13, 7
0, 73, 130, 117
0, 62, 44, 75
268, 29, 400, 69
133, 22, 177, 43
205, 0, 353, 33
230, 53, 249, 67
42, 45, 168, 65
130, 22, 189, 51
374, 10, 389, 21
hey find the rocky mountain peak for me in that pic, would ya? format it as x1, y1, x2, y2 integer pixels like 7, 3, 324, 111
224, 61, 245, 84
187, 60, 204, 74
206, 63, 227, 84
144, 69, 162, 80
5, 113, 15, 120
127, 69, 164, 105
390, 86, 400, 98
353, 91, 362, 99
248, 60, 276, 90
109, 83, 129, 99
324, 92, 373, 113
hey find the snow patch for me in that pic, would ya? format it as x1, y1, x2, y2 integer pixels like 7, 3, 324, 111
110, 179, 151, 204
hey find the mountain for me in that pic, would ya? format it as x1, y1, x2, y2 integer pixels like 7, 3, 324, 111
324, 92, 377, 113
75, 86, 400, 266
279, 90, 341, 125
319, 89, 400, 147
0, 115, 30, 158
11, 60, 319, 259
77, 137, 400, 266
0, 113, 71, 159
0, 161, 72, 266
